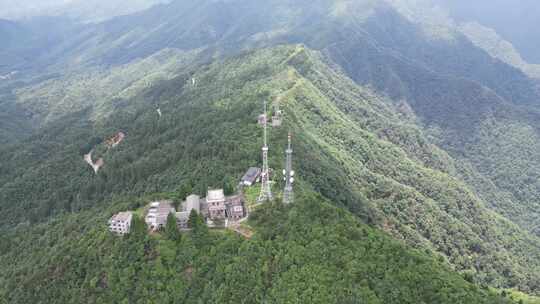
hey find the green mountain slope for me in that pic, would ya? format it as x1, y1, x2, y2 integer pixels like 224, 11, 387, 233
278, 47, 540, 292
312, 5, 540, 236
0, 16, 82, 75
1, 46, 539, 294
0, 88, 33, 144
1, 0, 540, 300
457, 22, 540, 79
14, 48, 201, 124
0, 194, 513, 304
5, 1, 540, 234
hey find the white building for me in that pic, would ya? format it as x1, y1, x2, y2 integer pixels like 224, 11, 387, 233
176, 211, 191, 229
109, 212, 133, 235
185, 194, 201, 212
207, 189, 227, 219
145, 201, 175, 231
271, 115, 282, 127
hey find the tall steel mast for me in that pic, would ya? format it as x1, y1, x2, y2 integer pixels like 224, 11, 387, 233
258, 100, 273, 202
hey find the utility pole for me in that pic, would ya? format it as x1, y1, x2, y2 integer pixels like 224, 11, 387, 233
258, 100, 273, 202
283, 132, 294, 204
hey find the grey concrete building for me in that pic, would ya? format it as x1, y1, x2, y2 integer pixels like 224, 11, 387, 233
207, 189, 227, 219
240, 167, 261, 187
226, 194, 245, 221
145, 201, 175, 231
109, 211, 133, 235
175, 194, 201, 229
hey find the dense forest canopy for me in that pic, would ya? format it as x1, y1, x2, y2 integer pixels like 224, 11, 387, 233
1, 0, 540, 303
0, 193, 519, 304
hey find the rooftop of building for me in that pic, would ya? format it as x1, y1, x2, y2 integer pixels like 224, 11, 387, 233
241, 167, 261, 181
147, 201, 174, 216
183, 195, 201, 213
207, 189, 225, 202
186, 194, 200, 201
110, 211, 132, 222
226, 194, 244, 205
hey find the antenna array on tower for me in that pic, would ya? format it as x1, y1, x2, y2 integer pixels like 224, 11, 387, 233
283, 132, 294, 204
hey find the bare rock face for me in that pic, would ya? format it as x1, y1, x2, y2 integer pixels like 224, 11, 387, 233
83, 131, 124, 174
84, 150, 104, 174
105, 132, 125, 148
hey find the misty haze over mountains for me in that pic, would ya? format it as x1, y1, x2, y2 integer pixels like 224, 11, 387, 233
1, 1, 540, 303
0, 0, 171, 23
435, 0, 540, 64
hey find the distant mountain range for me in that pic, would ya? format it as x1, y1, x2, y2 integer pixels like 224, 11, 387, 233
1, 0, 540, 302
0, 0, 171, 23
435, 0, 540, 64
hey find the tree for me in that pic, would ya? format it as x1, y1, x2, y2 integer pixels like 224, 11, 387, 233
188, 210, 208, 246
223, 177, 235, 196
129, 216, 147, 239
462, 270, 475, 283
176, 183, 193, 202
187, 209, 205, 230
165, 213, 180, 241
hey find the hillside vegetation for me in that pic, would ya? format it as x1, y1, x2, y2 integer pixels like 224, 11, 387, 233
2, 0, 540, 301
0, 191, 516, 304
4, 0, 539, 239
1, 46, 539, 294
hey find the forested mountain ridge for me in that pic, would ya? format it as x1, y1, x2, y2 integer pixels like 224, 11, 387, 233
1, 46, 540, 295
4, 0, 539, 236
457, 22, 540, 79
1, 0, 540, 302
0, 192, 516, 303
